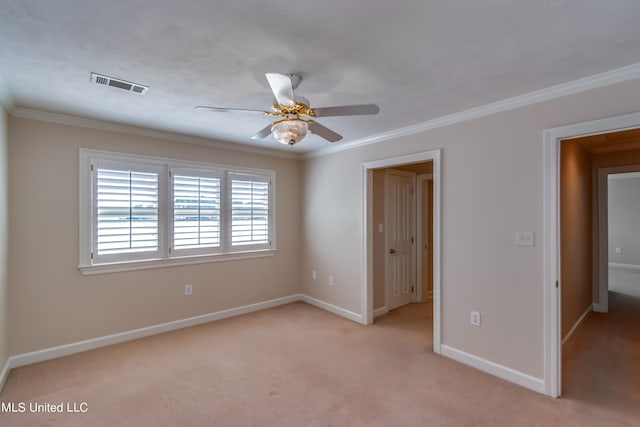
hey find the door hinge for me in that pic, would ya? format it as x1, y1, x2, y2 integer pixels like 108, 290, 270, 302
555, 280, 559, 289
90, 163, 94, 172
90, 252, 94, 260
411, 237, 414, 244
412, 286, 414, 293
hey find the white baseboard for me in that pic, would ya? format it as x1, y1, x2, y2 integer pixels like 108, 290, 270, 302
440, 345, 545, 394
373, 306, 388, 318
3, 292, 366, 385
562, 304, 593, 345
299, 294, 364, 324
609, 262, 640, 271
8, 294, 300, 370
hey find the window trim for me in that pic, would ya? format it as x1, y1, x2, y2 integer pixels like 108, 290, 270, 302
79, 149, 276, 275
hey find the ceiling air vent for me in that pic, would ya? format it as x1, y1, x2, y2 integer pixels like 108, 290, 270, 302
90, 72, 148, 95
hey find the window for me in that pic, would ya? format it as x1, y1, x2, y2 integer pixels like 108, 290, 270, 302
171, 168, 222, 255
79, 150, 275, 274
230, 173, 270, 248
93, 160, 162, 264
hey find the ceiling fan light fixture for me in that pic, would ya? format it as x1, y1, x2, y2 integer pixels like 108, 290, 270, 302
271, 118, 308, 145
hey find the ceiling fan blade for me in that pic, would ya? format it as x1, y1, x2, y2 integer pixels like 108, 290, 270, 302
251, 124, 273, 140
312, 104, 380, 117
265, 73, 296, 107
308, 120, 343, 143
195, 106, 267, 114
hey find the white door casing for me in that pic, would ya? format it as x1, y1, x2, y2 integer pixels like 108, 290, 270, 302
543, 111, 640, 398
385, 170, 416, 310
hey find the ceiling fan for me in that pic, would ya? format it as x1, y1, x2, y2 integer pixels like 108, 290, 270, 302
196, 73, 379, 146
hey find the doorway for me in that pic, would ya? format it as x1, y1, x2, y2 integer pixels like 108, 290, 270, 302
543, 111, 640, 397
559, 154, 640, 409
362, 150, 441, 354
607, 172, 640, 299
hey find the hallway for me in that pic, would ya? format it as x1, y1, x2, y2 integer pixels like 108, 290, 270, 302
562, 268, 640, 420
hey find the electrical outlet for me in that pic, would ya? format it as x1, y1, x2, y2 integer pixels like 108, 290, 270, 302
312, 270, 317, 280
184, 284, 192, 296
470, 311, 481, 327
329, 275, 335, 286
616, 247, 622, 254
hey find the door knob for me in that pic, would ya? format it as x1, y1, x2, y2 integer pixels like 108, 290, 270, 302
389, 248, 396, 254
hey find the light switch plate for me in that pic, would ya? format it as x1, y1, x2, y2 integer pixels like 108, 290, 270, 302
515, 231, 535, 246
470, 311, 481, 327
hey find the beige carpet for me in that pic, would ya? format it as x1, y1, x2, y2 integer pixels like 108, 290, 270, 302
1, 299, 639, 426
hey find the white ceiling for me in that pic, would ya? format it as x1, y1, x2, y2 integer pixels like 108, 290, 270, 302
1, 0, 640, 154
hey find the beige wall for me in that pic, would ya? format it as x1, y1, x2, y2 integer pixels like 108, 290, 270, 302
8, 117, 302, 355
0, 107, 8, 372
301, 148, 364, 310
302, 77, 640, 378
560, 139, 593, 339
372, 169, 385, 309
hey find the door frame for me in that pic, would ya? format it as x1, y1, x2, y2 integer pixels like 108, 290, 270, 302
416, 173, 433, 302
596, 165, 640, 313
384, 169, 417, 310
543, 111, 640, 398
362, 149, 441, 354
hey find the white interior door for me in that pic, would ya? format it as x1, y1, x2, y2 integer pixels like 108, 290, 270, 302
386, 170, 416, 310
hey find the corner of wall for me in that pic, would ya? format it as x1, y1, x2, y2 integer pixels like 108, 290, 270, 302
0, 105, 9, 390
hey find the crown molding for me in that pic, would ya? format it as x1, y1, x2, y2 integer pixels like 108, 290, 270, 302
9, 62, 640, 161
304, 62, 640, 159
11, 108, 302, 160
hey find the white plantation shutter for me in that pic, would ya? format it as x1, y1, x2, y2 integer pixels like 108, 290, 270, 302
93, 160, 161, 263
80, 150, 275, 271
171, 169, 222, 254
230, 173, 271, 249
